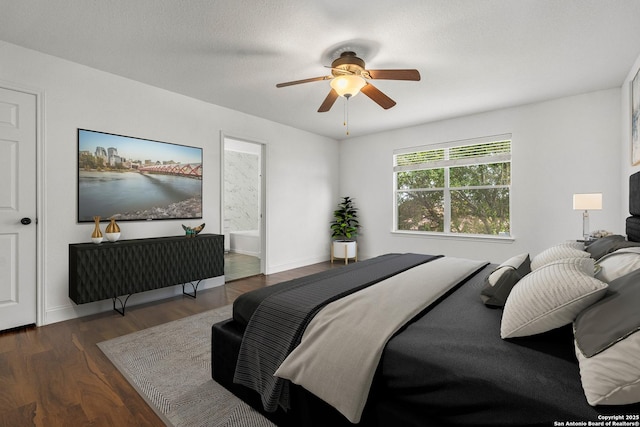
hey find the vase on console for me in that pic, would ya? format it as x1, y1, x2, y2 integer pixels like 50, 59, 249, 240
105, 218, 121, 242
91, 216, 103, 244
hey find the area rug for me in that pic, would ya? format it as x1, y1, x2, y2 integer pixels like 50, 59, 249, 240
97, 305, 275, 427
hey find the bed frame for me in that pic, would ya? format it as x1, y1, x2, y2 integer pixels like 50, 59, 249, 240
626, 171, 640, 241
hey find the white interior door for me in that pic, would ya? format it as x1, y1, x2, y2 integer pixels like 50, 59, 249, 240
0, 87, 37, 331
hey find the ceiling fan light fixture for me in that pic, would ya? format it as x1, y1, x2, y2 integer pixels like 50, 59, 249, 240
330, 75, 366, 98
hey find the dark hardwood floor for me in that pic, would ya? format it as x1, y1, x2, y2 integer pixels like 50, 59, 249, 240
0, 261, 340, 427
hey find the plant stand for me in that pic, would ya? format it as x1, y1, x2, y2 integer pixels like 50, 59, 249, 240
331, 240, 357, 265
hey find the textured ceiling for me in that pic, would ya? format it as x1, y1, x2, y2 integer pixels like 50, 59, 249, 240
1, 0, 640, 140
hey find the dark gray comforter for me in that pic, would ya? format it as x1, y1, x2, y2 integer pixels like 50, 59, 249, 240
378, 264, 640, 426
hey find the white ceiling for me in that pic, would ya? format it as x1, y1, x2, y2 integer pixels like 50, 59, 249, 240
1, 0, 640, 140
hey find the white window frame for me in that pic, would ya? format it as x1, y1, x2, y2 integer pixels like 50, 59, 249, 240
393, 134, 513, 240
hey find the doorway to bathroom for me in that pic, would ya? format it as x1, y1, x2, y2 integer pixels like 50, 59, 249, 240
222, 135, 265, 281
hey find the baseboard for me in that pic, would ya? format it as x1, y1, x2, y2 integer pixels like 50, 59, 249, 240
266, 255, 330, 275
43, 276, 225, 325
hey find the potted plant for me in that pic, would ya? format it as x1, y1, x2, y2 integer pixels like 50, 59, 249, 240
330, 196, 360, 263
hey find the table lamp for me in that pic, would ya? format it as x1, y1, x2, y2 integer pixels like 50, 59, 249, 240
573, 193, 602, 240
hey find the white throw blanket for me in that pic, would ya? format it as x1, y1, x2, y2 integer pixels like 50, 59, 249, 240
274, 257, 486, 423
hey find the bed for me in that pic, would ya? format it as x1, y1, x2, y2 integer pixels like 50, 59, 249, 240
211, 174, 640, 426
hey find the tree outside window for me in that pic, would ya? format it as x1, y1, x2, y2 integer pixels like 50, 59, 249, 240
394, 138, 511, 236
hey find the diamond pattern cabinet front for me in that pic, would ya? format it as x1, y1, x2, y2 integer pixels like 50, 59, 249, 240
68, 234, 224, 304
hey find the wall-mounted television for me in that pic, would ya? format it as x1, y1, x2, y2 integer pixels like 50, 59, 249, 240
77, 129, 203, 223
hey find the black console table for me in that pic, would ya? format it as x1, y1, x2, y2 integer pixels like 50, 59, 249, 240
69, 234, 224, 315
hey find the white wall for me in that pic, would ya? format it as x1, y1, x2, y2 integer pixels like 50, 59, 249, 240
0, 41, 339, 325
340, 89, 622, 264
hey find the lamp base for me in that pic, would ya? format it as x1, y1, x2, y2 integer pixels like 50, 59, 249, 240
582, 210, 590, 241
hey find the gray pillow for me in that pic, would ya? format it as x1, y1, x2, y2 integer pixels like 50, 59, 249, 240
585, 234, 626, 260
480, 253, 530, 307
574, 268, 640, 357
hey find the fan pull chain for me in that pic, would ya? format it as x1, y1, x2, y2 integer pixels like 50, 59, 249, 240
343, 97, 350, 136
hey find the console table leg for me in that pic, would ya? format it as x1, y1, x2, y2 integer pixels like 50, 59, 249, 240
182, 280, 202, 299
112, 294, 132, 316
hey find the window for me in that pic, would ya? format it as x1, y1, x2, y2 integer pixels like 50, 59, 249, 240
393, 135, 511, 237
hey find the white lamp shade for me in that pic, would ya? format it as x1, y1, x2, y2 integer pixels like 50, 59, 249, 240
330, 75, 366, 98
573, 193, 602, 210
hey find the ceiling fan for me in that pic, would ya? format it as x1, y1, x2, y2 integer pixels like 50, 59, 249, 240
276, 51, 421, 112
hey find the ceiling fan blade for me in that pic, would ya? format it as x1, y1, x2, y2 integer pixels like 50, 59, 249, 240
276, 76, 331, 88
366, 69, 421, 81
360, 83, 397, 109
318, 89, 339, 112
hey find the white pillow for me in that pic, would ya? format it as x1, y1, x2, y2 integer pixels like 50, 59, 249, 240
561, 241, 587, 251
530, 244, 590, 270
575, 332, 640, 405
501, 257, 607, 338
573, 268, 640, 405
595, 247, 640, 283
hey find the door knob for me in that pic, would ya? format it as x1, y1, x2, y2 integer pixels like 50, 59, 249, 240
21, 217, 32, 225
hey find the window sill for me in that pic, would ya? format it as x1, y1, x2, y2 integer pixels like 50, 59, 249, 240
391, 230, 515, 243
